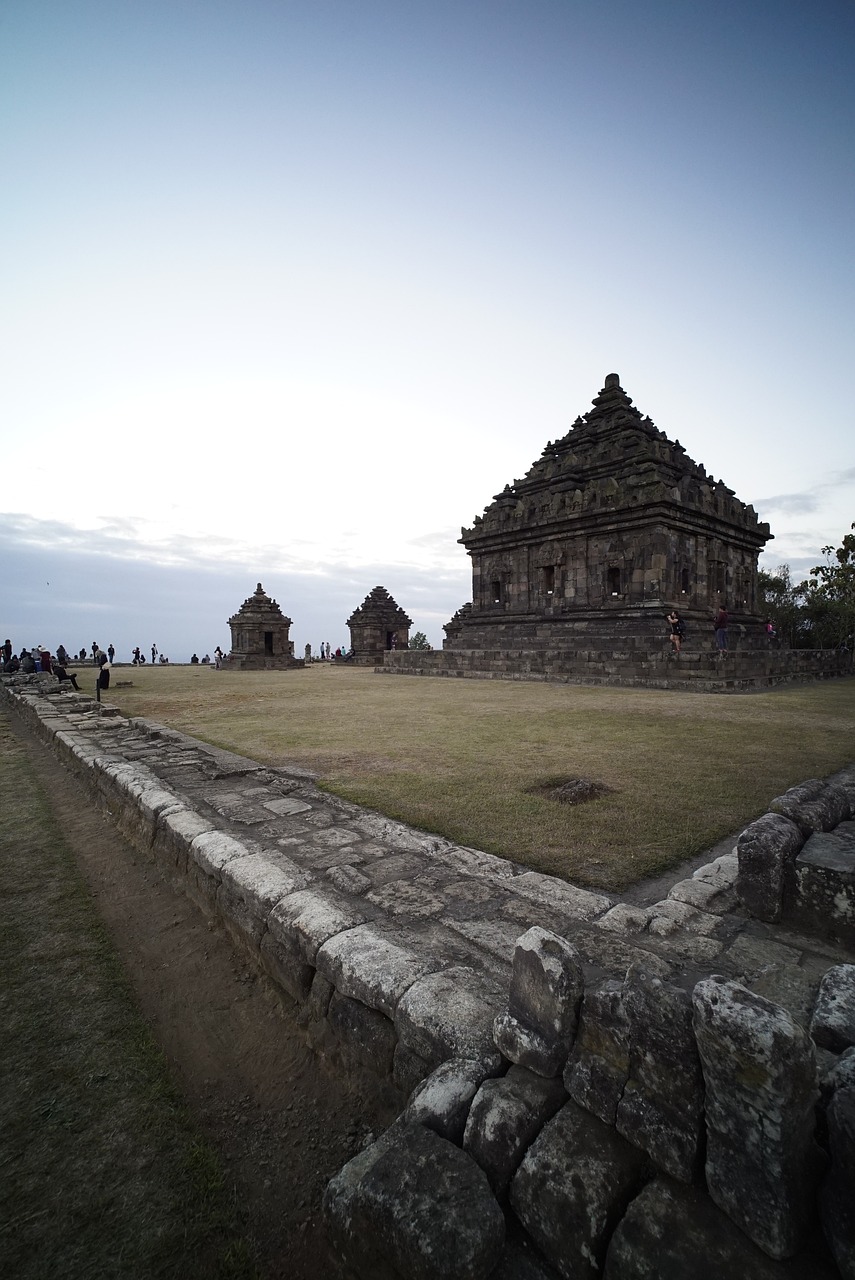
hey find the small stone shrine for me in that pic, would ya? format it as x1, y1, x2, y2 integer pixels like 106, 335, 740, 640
227, 583, 303, 670
347, 586, 412, 665
448, 372, 773, 650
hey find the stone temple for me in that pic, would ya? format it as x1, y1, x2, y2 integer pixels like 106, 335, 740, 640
347, 586, 412, 665
227, 583, 303, 670
384, 374, 849, 689
447, 372, 772, 649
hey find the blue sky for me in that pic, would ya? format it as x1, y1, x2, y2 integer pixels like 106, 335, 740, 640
1, 0, 853, 660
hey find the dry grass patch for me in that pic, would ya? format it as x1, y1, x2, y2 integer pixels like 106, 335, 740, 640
106, 665, 855, 892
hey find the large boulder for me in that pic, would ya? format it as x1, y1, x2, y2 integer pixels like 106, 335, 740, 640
404, 1058, 505, 1145
736, 813, 804, 922
493, 927, 585, 1078
820, 1086, 855, 1280
324, 1121, 505, 1280
769, 779, 851, 838
509, 1100, 646, 1280
463, 1066, 567, 1197
604, 1177, 835, 1279
693, 977, 822, 1259
396, 967, 505, 1072
564, 978, 630, 1125
811, 964, 855, 1054
615, 965, 704, 1182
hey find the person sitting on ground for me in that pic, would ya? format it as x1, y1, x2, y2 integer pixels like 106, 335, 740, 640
190, 653, 199, 664
3, 655, 20, 673
201, 654, 210, 664
53, 663, 79, 690
20, 649, 36, 674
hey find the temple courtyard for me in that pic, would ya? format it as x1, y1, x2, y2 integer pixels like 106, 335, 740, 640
102, 663, 855, 893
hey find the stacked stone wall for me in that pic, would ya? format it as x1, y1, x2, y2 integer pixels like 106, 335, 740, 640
382, 646, 852, 693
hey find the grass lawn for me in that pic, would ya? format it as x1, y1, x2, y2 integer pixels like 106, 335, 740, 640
0, 712, 257, 1279
105, 664, 855, 892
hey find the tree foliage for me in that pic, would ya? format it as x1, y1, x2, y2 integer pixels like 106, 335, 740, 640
409, 630, 431, 650
758, 525, 855, 651
802, 523, 855, 649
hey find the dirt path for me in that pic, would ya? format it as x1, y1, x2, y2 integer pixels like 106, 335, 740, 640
10, 714, 399, 1279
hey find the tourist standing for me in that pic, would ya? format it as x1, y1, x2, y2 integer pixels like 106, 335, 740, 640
667, 610, 685, 655
3, 639, 13, 665
151, 643, 158, 665
714, 605, 729, 657
98, 651, 111, 691
107, 643, 115, 664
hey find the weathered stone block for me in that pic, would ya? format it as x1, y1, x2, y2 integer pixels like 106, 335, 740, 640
615, 965, 704, 1182
506, 874, 611, 922
463, 1066, 567, 1197
785, 824, 855, 947
259, 930, 314, 1003
509, 1100, 646, 1280
316, 925, 437, 1019
187, 829, 253, 908
489, 1233, 561, 1280
820, 1086, 855, 1280
769, 778, 851, 838
693, 976, 821, 1259
324, 1121, 505, 1280
811, 964, 855, 1053
598, 903, 652, 934
404, 1058, 505, 1144
493, 927, 584, 1077
736, 813, 804, 922
396, 967, 505, 1071
564, 979, 630, 1125
692, 851, 738, 887
158, 807, 216, 875
217, 851, 309, 946
267, 888, 368, 963
327, 991, 397, 1077
603, 1178, 821, 1279
667, 875, 736, 914
647, 898, 720, 936
393, 1042, 434, 1097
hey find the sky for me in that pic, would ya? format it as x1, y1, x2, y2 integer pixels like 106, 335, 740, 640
2, 0, 853, 661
